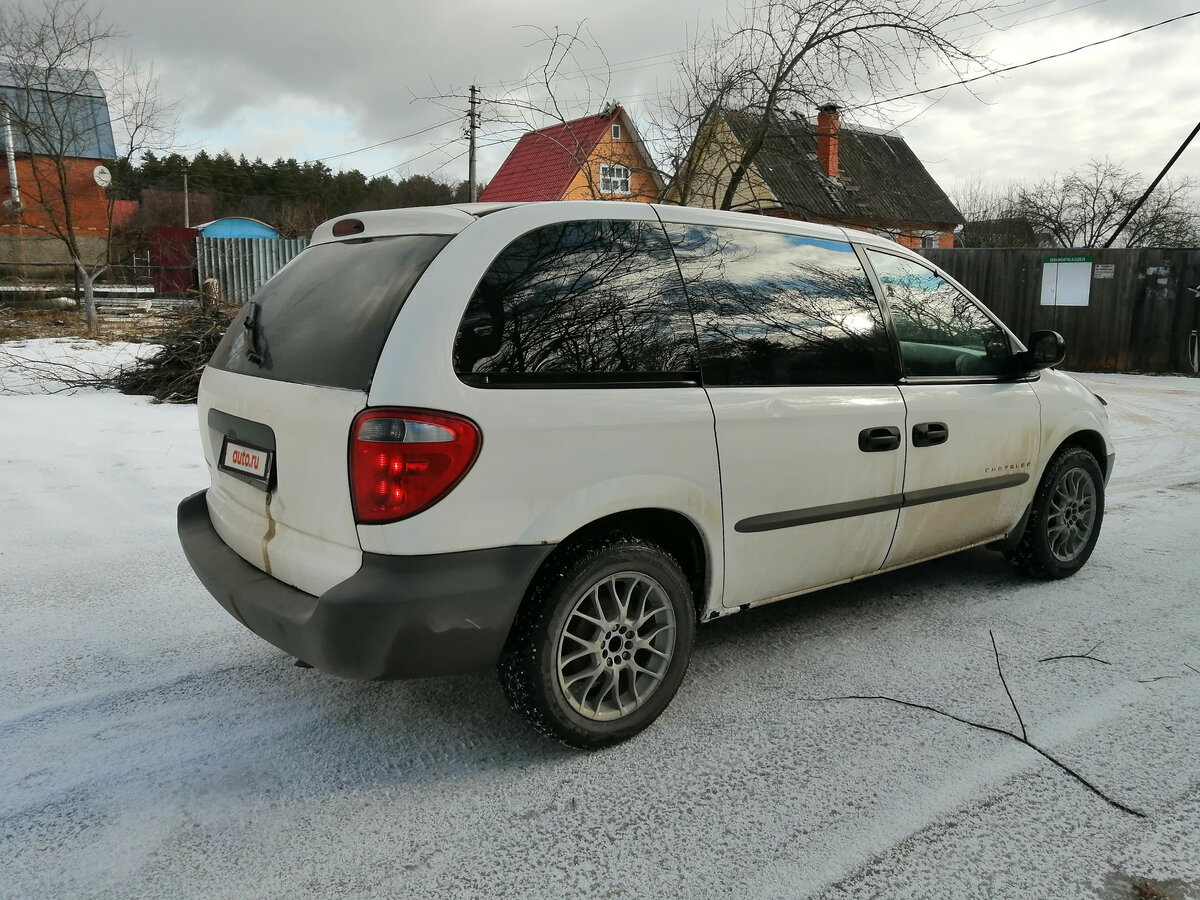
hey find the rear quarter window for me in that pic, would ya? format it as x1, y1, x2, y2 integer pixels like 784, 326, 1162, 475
452, 219, 699, 386
209, 234, 450, 391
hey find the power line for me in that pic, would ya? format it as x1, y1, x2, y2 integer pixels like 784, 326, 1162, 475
302, 117, 459, 164
365, 135, 465, 179
849, 9, 1200, 111
472, 0, 1119, 103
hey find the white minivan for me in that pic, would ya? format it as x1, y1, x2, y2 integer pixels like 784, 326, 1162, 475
178, 202, 1113, 747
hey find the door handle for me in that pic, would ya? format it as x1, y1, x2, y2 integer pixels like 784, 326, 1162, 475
859, 426, 902, 452
912, 422, 949, 447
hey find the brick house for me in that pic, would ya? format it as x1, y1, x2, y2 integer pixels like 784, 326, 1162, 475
1, 66, 116, 273
668, 105, 963, 249
480, 103, 664, 203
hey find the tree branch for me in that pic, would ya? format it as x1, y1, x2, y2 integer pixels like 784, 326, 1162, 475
801, 632, 1148, 818
990, 629, 1027, 742
1039, 641, 1111, 666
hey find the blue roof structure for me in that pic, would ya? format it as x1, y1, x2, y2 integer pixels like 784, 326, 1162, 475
0, 65, 117, 160
194, 217, 280, 239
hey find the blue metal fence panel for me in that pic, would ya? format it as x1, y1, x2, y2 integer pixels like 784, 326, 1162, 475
196, 236, 307, 303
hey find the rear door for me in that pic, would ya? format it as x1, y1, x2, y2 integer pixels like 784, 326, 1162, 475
200, 233, 451, 595
664, 221, 906, 608
863, 249, 1041, 568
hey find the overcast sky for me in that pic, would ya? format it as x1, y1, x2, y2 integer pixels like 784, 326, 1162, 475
89, 0, 1200, 201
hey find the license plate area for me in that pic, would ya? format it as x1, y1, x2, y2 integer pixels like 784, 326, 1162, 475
219, 436, 274, 490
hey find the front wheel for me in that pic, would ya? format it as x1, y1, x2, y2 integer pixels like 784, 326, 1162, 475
1007, 446, 1105, 579
499, 534, 696, 749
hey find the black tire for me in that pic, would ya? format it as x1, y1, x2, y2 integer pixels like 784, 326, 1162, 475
499, 532, 696, 749
1006, 446, 1105, 579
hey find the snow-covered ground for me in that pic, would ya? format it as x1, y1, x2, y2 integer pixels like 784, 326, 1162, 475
2, 342, 1198, 899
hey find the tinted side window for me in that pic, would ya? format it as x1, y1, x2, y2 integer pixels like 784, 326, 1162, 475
664, 224, 894, 386
866, 251, 1012, 377
453, 220, 699, 386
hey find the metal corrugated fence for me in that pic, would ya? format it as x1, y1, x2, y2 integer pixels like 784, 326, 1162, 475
196, 236, 308, 303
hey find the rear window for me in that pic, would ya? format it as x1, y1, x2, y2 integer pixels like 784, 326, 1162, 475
209, 234, 450, 391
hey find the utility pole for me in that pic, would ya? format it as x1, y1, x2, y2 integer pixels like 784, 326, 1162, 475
1103, 119, 1200, 248
183, 167, 190, 228
468, 84, 478, 203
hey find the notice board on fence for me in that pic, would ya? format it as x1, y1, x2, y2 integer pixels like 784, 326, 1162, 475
1040, 256, 1093, 307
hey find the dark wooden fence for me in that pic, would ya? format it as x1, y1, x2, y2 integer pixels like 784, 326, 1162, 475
918, 248, 1200, 373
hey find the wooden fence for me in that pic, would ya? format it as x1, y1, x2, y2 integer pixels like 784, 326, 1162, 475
918, 248, 1200, 374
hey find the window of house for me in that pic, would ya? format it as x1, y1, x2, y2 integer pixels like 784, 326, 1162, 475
453, 219, 699, 386
664, 224, 895, 386
599, 164, 631, 195
866, 250, 1012, 377
611, 124, 621, 139
921, 234, 941, 249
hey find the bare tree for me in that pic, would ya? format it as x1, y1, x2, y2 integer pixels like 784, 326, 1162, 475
1013, 157, 1200, 248
0, 0, 175, 332
660, 0, 999, 210
951, 174, 1040, 248
425, 25, 669, 203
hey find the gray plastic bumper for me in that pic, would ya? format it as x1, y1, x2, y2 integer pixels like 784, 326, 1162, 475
177, 490, 553, 680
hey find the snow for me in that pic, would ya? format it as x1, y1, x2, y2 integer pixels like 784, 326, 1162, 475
2, 343, 1198, 899
0, 338, 157, 395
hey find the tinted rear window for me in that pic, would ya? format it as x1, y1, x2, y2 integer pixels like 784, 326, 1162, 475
209, 234, 450, 391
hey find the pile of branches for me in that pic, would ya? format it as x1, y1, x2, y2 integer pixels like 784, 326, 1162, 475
110, 305, 237, 403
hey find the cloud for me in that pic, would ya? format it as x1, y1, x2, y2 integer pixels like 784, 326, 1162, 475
82, 0, 1198, 195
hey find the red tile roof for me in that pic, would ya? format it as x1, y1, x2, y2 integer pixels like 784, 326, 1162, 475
479, 109, 619, 202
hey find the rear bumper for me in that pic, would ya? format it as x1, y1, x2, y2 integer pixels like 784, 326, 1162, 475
178, 490, 553, 680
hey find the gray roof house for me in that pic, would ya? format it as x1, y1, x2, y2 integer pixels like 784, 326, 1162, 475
672, 105, 963, 250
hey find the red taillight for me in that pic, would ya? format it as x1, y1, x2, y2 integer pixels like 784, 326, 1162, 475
349, 408, 481, 524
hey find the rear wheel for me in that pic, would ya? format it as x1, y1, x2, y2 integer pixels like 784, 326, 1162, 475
499, 534, 696, 749
1007, 446, 1104, 579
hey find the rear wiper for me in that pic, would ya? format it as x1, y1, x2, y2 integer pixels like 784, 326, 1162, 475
242, 300, 267, 367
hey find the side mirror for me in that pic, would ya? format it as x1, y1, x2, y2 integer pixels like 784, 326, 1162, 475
1013, 330, 1066, 374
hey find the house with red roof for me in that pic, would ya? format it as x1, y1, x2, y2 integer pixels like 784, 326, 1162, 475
480, 103, 664, 203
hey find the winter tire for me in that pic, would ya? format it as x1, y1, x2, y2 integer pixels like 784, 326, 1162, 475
499, 533, 696, 749
1007, 446, 1104, 579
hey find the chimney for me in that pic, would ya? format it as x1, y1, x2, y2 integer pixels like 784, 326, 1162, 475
816, 103, 840, 179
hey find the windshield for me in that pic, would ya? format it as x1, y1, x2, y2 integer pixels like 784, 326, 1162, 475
209, 234, 451, 391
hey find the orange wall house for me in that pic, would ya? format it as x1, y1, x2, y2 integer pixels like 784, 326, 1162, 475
480, 105, 664, 203
2, 156, 111, 238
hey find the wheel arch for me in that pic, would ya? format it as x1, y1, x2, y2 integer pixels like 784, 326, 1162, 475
519, 507, 712, 625
1055, 428, 1111, 482
994, 428, 1110, 554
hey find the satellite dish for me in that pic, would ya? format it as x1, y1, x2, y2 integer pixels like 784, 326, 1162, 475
93, 165, 112, 188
